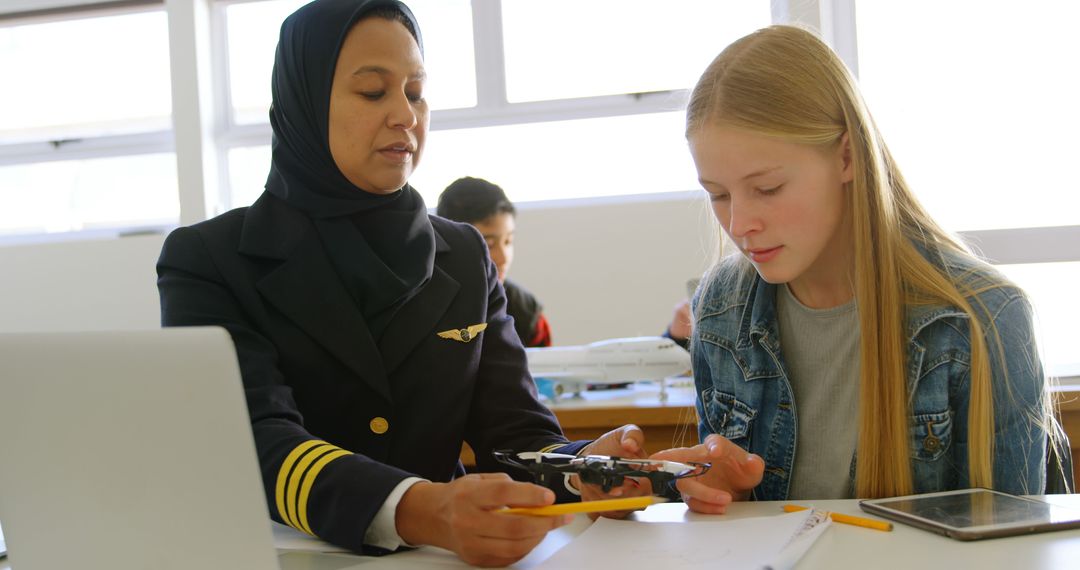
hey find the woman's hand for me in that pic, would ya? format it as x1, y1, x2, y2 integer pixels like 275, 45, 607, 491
396, 473, 573, 567
572, 424, 654, 519
650, 434, 764, 514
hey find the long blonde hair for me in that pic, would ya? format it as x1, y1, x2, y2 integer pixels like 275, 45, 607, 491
686, 25, 1023, 497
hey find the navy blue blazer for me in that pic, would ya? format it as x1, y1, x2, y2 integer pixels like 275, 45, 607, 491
157, 192, 584, 552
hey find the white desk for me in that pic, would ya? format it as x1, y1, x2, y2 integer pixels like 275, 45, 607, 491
279, 495, 1080, 569
2, 496, 1077, 569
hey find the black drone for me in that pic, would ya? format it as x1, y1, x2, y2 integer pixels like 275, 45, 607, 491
494, 450, 710, 494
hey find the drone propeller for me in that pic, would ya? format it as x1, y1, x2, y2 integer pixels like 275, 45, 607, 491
515, 451, 579, 462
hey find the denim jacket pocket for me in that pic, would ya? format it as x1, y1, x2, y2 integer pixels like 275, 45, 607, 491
910, 410, 953, 462
702, 388, 757, 441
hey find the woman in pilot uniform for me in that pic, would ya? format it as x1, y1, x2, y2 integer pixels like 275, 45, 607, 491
156, 1, 646, 566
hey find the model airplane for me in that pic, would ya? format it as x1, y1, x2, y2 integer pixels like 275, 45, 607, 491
493, 450, 710, 494
525, 336, 691, 402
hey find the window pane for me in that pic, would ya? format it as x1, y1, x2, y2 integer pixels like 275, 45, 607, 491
0, 10, 172, 144
227, 145, 272, 209
409, 0, 476, 109
996, 262, 1080, 378
225, 0, 307, 125
856, 1, 1080, 231
226, 0, 475, 125
409, 112, 699, 205
0, 154, 179, 236
225, 112, 699, 210
502, 0, 771, 102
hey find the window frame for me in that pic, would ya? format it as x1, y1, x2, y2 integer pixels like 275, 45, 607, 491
2, 0, 1077, 376
207, 0, 699, 215
1, 0, 1078, 275
0, 0, 178, 244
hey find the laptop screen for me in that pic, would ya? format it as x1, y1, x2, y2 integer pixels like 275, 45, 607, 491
0, 328, 280, 569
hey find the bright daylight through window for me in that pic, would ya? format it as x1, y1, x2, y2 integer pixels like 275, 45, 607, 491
0, 7, 177, 238
856, 0, 1080, 377
0, 0, 1075, 377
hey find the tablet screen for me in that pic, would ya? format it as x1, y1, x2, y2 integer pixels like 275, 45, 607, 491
866, 489, 1080, 530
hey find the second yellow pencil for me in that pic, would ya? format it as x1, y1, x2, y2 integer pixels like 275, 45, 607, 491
783, 504, 893, 531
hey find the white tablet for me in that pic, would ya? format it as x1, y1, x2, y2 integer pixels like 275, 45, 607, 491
859, 488, 1080, 540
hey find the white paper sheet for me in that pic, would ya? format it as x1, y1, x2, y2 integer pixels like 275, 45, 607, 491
762, 510, 832, 570
535, 510, 830, 570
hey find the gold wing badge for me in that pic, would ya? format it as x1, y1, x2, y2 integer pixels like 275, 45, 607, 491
437, 323, 488, 343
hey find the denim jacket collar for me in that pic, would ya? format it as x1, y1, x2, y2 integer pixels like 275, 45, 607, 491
736, 279, 785, 381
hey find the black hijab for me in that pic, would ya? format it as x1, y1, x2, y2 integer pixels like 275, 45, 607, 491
265, 0, 433, 339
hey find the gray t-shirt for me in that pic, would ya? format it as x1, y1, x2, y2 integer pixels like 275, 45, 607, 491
776, 284, 860, 500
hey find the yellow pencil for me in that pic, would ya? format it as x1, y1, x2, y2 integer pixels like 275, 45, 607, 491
783, 504, 893, 532
499, 496, 666, 516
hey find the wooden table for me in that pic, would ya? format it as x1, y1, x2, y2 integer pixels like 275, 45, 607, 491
461, 381, 698, 466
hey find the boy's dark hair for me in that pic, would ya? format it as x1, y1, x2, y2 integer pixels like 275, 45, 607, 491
436, 177, 516, 224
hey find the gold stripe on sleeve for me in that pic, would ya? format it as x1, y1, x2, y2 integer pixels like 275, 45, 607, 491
285, 444, 339, 534
296, 449, 351, 535
275, 440, 330, 531
538, 443, 564, 454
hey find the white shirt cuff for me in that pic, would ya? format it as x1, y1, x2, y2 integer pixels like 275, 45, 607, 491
363, 476, 426, 551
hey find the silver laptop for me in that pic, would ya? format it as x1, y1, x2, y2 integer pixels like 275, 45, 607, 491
0, 327, 280, 570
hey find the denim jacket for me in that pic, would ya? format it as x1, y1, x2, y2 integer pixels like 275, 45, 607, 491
691, 252, 1047, 500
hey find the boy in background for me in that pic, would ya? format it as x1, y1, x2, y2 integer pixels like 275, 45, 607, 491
436, 177, 552, 347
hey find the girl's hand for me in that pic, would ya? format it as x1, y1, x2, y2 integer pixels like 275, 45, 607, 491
650, 434, 764, 514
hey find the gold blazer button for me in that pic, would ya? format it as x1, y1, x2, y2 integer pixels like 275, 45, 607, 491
370, 416, 389, 435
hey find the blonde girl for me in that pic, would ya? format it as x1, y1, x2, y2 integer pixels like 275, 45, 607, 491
653, 25, 1052, 507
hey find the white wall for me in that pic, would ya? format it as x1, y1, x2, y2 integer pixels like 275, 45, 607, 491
0, 192, 719, 343
0, 233, 164, 332
513, 192, 718, 345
